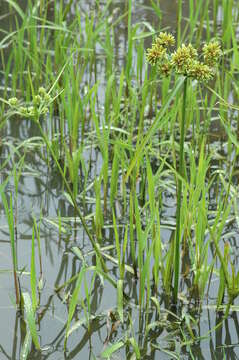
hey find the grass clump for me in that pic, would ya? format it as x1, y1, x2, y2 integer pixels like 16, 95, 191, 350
1, 0, 239, 358
146, 33, 222, 304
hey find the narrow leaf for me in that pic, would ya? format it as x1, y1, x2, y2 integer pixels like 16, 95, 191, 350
22, 292, 40, 350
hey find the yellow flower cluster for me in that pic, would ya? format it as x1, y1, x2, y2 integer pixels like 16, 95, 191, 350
188, 61, 214, 82
154, 32, 175, 48
171, 44, 198, 74
8, 87, 52, 117
146, 32, 176, 76
202, 41, 222, 66
146, 46, 166, 66
146, 33, 222, 82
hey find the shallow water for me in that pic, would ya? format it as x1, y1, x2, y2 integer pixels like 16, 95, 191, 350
1, 1, 239, 359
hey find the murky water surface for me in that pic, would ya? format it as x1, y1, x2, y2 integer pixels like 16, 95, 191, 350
0, 1, 239, 359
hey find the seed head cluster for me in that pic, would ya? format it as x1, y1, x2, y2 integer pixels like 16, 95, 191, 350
146, 46, 166, 66
8, 87, 52, 117
188, 61, 214, 82
202, 41, 222, 66
171, 44, 198, 74
154, 32, 175, 48
146, 32, 222, 82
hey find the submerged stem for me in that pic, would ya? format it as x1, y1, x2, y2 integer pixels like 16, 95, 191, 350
173, 77, 188, 304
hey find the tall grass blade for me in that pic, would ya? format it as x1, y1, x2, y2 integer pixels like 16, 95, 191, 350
1, 192, 20, 306
31, 226, 37, 312
117, 279, 124, 323
22, 292, 40, 350
20, 328, 31, 360
64, 266, 86, 349
5, 0, 24, 19
125, 77, 184, 181
101, 341, 124, 358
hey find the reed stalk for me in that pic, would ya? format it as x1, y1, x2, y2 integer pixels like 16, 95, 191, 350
173, 77, 188, 304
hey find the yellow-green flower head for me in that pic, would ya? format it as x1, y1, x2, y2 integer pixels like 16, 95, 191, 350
146, 34, 220, 82
44, 93, 52, 103
146, 44, 166, 65
42, 106, 49, 115
171, 44, 198, 74
39, 87, 47, 96
27, 106, 35, 116
187, 43, 198, 59
155, 32, 175, 48
202, 41, 222, 66
33, 94, 41, 105
158, 61, 172, 77
8, 97, 19, 106
188, 61, 214, 82
19, 106, 28, 114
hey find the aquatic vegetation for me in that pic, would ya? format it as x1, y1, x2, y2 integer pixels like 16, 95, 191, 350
1, 0, 239, 359
147, 35, 222, 303
147, 33, 220, 81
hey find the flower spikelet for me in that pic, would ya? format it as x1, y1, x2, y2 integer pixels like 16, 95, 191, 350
202, 41, 222, 66
158, 61, 172, 77
146, 45, 166, 65
7, 86, 52, 117
171, 44, 197, 74
146, 33, 221, 83
8, 97, 19, 106
155, 32, 175, 48
187, 44, 198, 60
188, 61, 214, 82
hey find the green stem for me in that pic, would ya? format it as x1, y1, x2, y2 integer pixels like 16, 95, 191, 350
36, 118, 108, 273
224, 147, 239, 207
173, 77, 187, 304
177, 0, 182, 45
206, 217, 231, 290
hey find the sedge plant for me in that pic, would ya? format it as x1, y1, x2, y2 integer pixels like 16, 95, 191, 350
146, 32, 222, 303
5, 86, 108, 274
